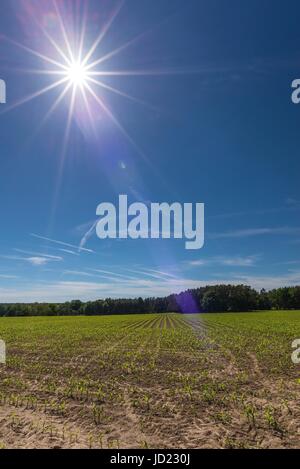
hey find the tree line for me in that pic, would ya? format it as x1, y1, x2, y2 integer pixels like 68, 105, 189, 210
1, 284, 300, 316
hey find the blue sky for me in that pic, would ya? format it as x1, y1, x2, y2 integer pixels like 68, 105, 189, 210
0, 0, 300, 302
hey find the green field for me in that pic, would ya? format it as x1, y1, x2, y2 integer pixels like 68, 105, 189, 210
0, 311, 299, 448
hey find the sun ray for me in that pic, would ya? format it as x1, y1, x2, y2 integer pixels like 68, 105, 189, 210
84, 11, 176, 72
4, 36, 68, 70
49, 85, 76, 233
85, 30, 146, 71
11, 68, 67, 76
0, 67, 67, 76
88, 68, 193, 77
85, 82, 173, 194
62, 85, 77, 161
35, 20, 72, 67
0, 77, 69, 115
24, 3, 72, 67
38, 81, 73, 128
79, 85, 97, 134
18, 82, 74, 156
53, 0, 75, 63
78, 0, 88, 62
85, 82, 149, 161
82, 0, 124, 67
86, 76, 158, 111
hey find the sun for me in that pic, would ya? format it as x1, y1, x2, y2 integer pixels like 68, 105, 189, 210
1, 0, 168, 153
66, 61, 89, 88
0, 0, 177, 227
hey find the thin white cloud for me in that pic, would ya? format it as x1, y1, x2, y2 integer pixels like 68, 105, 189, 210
14, 249, 62, 261
210, 200, 300, 220
79, 220, 98, 251
232, 271, 300, 291
123, 267, 179, 280
140, 268, 178, 279
1, 250, 63, 267
1, 270, 300, 303
286, 198, 300, 207
58, 248, 80, 256
27, 257, 52, 266
218, 255, 259, 267
30, 233, 94, 253
0, 278, 209, 302
62, 270, 96, 278
187, 260, 207, 267
187, 255, 259, 268
210, 227, 300, 239
88, 268, 137, 281
87, 267, 179, 283
0, 274, 19, 279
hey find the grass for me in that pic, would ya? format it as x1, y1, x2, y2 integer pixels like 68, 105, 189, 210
0, 311, 299, 448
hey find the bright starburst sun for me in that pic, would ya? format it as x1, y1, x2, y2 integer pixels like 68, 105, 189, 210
66, 61, 89, 88
1, 0, 166, 153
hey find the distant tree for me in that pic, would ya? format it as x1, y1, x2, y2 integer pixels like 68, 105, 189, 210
257, 288, 272, 310
70, 300, 82, 313
202, 286, 229, 312
1, 283, 300, 316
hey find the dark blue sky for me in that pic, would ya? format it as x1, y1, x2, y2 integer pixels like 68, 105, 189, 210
0, 0, 300, 301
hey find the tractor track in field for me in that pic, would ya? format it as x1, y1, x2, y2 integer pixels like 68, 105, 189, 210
180, 316, 240, 376
180, 316, 264, 378
0, 403, 103, 449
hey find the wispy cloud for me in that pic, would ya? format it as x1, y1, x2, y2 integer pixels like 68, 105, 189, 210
14, 249, 62, 260
187, 255, 260, 267
209, 227, 300, 239
139, 268, 178, 279
2, 249, 63, 267
286, 198, 300, 208
30, 233, 94, 253
232, 271, 300, 291
62, 270, 96, 278
58, 248, 80, 256
210, 200, 300, 220
273, 260, 300, 266
2, 269, 300, 302
14, 249, 63, 265
1, 255, 57, 266
218, 255, 259, 267
0, 274, 19, 279
26, 257, 56, 266
88, 268, 137, 281
123, 267, 179, 280
79, 221, 97, 251
0, 278, 213, 302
